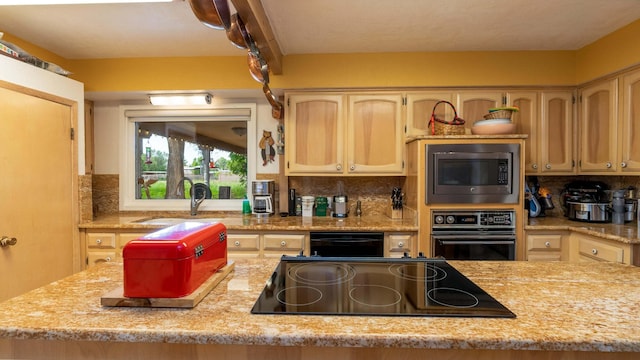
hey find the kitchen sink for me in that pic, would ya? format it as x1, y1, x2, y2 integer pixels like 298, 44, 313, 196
134, 217, 224, 226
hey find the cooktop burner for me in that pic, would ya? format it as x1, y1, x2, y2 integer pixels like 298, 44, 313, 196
251, 256, 515, 318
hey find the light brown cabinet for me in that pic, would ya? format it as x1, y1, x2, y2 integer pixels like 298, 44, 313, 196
285, 92, 404, 175
619, 69, 640, 173
456, 91, 504, 132
405, 92, 455, 136
83, 230, 148, 268
578, 79, 619, 173
525, 231, 568, 261
385, 232, 416, 258
512, 91, 575, 174
227, 232, 306, 259
570, 233, 633, 264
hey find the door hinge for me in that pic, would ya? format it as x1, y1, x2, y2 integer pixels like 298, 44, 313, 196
402, 160, 405, 169
70, 128, 75, 140
502, 95, 507, 105
287, 98, 290, 107
402, 97, 407, 106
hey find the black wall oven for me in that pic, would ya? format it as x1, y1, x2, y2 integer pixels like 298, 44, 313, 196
431, 210, 516, 261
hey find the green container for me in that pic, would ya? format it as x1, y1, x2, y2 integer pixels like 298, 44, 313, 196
315, 197, 328, 216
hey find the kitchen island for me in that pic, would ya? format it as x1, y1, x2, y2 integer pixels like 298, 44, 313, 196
0, 259, 639, 360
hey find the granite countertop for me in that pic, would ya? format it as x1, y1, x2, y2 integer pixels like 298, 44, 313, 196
527, 216, 640, 244
1, 259, 639, 354
79, 213, 419, 232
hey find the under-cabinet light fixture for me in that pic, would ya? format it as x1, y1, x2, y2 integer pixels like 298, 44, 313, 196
0, 0, 173, 5
148, 93, 212, 106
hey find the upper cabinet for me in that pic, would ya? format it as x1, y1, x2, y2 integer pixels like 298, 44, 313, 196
578, 79, 619, 173
620, 69, 640, 173
405, 92, 455, 136
285, 92, 405, 176
540, 91, 575, 174
456, 91, 504, 132
509, 91, 575, 174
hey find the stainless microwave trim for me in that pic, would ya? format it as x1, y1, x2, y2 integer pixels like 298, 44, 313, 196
425, 143, 520, 204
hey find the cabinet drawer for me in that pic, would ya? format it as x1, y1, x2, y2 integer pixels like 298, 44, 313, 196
388, 234, 412, 252
527, 253, 562, 261
86, 233, 116, 249
87, 251, 116, 267
527, 234, 562, 251
578, 238, 624, 263
263, 234, 305, 251
227, 234, 260, 252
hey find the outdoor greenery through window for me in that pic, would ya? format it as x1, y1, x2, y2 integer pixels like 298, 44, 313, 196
135, 120, 248, 201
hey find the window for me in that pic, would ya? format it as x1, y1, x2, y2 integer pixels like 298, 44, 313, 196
119, 104, 257, 212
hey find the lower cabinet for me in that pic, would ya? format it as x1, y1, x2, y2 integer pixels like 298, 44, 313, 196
570, 233, 634, 264
83, 231, 148, 268
385, 233, 416, 258
82, 228, 420, 267
227, 232, 307, 259
525, 231, 569, 261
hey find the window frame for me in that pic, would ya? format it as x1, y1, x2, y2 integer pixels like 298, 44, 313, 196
118, 103, 257, 212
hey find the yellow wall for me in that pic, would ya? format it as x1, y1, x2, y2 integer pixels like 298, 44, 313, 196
576, 18, 640, 83
5, 18, 640, 91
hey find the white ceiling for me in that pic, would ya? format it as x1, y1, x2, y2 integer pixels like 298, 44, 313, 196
2, 0, 640, 59
1, 0, 640, 101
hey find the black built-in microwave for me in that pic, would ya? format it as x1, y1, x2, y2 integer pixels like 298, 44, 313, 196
425, 143, 520, 204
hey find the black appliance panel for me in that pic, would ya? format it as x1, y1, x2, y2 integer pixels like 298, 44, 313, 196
310, 232, 384, 257
251, 257, 515, 318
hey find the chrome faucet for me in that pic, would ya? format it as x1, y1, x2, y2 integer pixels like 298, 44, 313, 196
177, 177, 206, 216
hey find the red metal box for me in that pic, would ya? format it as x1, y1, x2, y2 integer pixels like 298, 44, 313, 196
123, 222, 227, 298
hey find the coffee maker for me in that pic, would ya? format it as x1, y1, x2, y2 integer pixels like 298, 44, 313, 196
252, 180, 274, 217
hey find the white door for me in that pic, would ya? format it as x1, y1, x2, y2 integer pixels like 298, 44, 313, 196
0, 85, 75, 302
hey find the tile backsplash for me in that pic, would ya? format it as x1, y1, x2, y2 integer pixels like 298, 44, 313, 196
85, 174, 639, 219
87, 174, 406, 218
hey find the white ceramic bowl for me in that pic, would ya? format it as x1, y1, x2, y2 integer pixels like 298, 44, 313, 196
473, 118, 512, 126
471, 123, 516, 135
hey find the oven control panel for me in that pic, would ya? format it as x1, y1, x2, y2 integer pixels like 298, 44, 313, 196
432, 210, 514, 228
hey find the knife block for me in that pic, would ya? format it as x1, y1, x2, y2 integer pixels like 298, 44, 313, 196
386, 203, 403, 219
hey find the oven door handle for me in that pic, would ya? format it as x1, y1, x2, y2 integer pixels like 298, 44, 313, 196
437, 240, 515, 245
432, 234, 515, 240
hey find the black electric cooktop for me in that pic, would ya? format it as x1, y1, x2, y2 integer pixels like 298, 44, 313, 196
251, 256, 515, 318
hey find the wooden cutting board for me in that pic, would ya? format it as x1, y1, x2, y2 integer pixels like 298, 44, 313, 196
101, 260, 235, 308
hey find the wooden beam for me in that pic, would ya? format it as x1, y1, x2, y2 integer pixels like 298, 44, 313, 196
231, 0, 283, 75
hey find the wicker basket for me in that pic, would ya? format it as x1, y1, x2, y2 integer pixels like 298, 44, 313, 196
429, 100, 466, 135
483, 109, 515, 120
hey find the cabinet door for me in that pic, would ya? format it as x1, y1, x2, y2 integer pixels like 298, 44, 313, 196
579, 79, 618, 172
540, 91, 575, 173
456, 91, 504, 132
347, 94, 404, 174
285, 94, 344, 174
263, 234, 305, 258
507, 92, 538, 173
405, 92, 454, 136
620, 70, 640, 173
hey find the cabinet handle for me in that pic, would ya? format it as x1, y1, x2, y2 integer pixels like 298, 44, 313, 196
95, 238, 102, 245
234, 241, 241, 247
592, 248, 598, 255
0, 236, 17, 247
544, 241, 551, 248
336, 163, 342, 171
606, 162, 612, 168
621, 162, 627, 168
545, 164, 551, 169
105, 256, 112, 262
280, 241, 287, 247
532, 163, 538, 170
397, 241, 404, 248
350, 164, 355, 171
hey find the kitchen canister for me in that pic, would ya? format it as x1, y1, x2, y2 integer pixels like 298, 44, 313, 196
315, 197, 328, 216
301, 196, 314, 217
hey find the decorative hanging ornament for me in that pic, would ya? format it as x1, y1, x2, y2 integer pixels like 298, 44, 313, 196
145, 146, 153, 164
